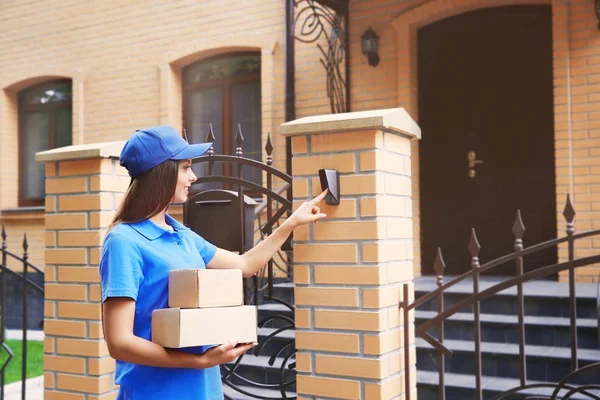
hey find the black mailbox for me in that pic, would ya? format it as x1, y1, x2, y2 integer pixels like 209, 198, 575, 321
184, 189, 257, 253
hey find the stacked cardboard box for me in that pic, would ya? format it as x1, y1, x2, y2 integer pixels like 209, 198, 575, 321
151, 269, 258, 348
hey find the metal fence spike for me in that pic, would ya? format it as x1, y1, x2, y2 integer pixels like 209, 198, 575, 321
512, 210, 526, 240
207, 123, 216, 143
235, 124, 244, 157
265, 133, 273, 166
23, 233, 28, 251
434, 247, 446, 276
469, 228, 481, 258
563, 193, 575, 224
206, 124, 215, 156
265, 132, 274, 156
1, 223, 6, 242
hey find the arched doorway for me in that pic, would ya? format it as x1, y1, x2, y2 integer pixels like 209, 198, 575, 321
418, 5, 557, 275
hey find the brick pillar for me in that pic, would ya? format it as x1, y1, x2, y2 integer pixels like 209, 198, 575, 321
37, 141, 128, 400
281, 109, 421, 400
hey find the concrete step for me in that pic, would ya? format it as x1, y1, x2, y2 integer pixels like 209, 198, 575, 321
416, 338, 600, 384
416, 310, 599, 349
224, 354, 296, 392
255, 326, 295, 358
417, 370, 600, 400
258, 303, 294, 329
415, 276, 599, 319
222, 382, 295, 400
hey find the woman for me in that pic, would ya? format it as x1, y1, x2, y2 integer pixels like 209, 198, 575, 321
100, 125, 327, 400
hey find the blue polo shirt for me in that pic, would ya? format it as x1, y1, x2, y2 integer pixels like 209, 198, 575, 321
99, 214, 223, 400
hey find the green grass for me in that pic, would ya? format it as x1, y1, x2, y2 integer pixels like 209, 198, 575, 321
0, 339, 44, 385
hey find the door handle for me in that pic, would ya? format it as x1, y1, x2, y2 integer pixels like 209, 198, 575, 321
468, 151, 483, 178
468, 151, 483, 169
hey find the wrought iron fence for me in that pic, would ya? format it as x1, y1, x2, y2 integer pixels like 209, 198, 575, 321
185, 124, 296, 399
400, 194, 600, 400
0, 225, 44, 400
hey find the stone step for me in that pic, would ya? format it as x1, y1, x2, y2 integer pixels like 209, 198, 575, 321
267, 282, 294, 306
415, 276, 598, 319
417, 370, 600, 400
255, 326, 295, 357
224, 354, 296, 392
416, 338, 600, 384
257, 303, 294, 329
416, 310, 599, 349
222, 382, 295, 400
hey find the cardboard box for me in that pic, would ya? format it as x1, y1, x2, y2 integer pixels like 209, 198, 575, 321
169, 268, 243, 309
151, 305, 257, 348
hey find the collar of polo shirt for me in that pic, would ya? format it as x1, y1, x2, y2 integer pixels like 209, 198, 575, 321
129, 214, 190, 241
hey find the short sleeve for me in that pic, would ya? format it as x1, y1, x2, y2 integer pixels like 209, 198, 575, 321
99, 231, 144, 302
192, 233, 217, 265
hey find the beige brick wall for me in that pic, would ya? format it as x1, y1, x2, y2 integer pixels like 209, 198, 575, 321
0, 0, 288, 220
42, 152, 128, 399
282, 110, 420, 399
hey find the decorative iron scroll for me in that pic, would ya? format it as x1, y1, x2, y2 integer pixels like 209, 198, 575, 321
188, 126, 296, 399
400, 194, 600, 400
294, 0, 348, 114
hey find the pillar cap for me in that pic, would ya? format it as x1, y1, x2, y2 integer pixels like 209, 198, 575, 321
36, 141, 126, 163
280, 108, 421, 139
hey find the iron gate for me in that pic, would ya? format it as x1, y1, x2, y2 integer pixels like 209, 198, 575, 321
0, 225, 45, 400
400, 194, 600, 400
183, 125, 296, 399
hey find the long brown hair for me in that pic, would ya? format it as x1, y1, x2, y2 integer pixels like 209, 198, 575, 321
109, 159, 179, 230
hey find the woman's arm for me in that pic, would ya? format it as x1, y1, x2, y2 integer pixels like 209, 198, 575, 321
207, 190, 328, 277
102, 297, 255, 368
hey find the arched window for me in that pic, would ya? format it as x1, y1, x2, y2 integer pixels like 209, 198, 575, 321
19, 80, 72, 205
183, 53, 262, 187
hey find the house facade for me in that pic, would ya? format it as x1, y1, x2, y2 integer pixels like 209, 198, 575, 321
1, 0, 599, 283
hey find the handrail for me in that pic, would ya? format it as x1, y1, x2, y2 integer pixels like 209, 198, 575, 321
1, 249, 44, 275
254, 182, 291, 216
407, 228, 600, 312
0, 264, 44, 295
415, 253, 600, 337
1, 224, 45, 400
192, 154, 293, 182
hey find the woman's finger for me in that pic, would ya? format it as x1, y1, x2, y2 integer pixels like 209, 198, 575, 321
310, 189, 328, 205
231, 343, 255, 357
313, 212, 327, 222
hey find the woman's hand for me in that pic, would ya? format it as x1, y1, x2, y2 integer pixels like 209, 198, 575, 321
203, 341, 257, 366
287, 190, 328, 228
206, 190, 329, 278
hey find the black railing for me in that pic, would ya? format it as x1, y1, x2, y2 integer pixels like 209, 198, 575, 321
185, 124, 296, 399
0, 225, 44, 400
254, 182, 293, 285
400, 194, 600, 400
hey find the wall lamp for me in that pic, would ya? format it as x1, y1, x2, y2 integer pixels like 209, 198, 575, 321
361, 26, 380, 67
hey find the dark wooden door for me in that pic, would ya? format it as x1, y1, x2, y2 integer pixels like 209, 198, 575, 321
418, 5, 557, 276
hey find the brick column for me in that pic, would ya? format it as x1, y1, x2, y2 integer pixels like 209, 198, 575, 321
37, 141, 128, 400
281, 109, 421, 400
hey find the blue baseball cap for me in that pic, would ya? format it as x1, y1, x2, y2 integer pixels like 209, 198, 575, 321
120, 125, 212, 177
